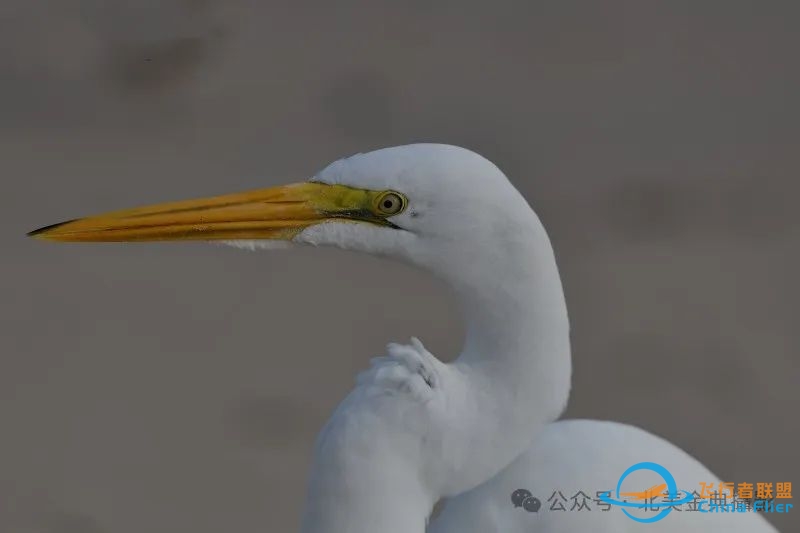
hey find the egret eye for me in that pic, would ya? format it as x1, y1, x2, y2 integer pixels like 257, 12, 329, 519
375, 191, 406, 216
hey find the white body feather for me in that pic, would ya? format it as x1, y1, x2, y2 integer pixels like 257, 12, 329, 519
231, 145, 779, 533
431, 419, 779, 532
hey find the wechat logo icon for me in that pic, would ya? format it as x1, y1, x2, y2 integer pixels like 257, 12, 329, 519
511, 489, 541, 513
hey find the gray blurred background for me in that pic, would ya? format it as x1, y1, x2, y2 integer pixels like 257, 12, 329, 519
1, 1, 798, 531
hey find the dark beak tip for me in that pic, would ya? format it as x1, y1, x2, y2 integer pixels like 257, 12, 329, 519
27, 219, 76, 239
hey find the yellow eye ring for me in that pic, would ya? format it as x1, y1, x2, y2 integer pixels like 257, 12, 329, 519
375, 191, 407, 216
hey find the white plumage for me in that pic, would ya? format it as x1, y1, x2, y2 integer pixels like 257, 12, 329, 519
431, 420, 778, 532
32, 144, 781, 532
298, 145, 572, 533
294, 145, 778, 533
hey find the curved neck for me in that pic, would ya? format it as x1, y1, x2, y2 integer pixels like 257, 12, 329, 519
432, 212, 572, 495
448, 210, 571, 395
456, 222, 570, 379
301, 205, 572, 529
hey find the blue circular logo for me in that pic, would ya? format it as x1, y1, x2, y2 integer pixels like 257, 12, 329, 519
600, 462, 695, 523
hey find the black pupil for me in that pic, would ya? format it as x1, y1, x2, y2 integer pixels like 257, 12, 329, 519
383, 199, 394, 209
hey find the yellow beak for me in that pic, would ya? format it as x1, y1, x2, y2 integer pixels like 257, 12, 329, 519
28, 182, 397, 242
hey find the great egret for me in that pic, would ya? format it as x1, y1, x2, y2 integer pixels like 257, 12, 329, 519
30, 144, 779, 532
